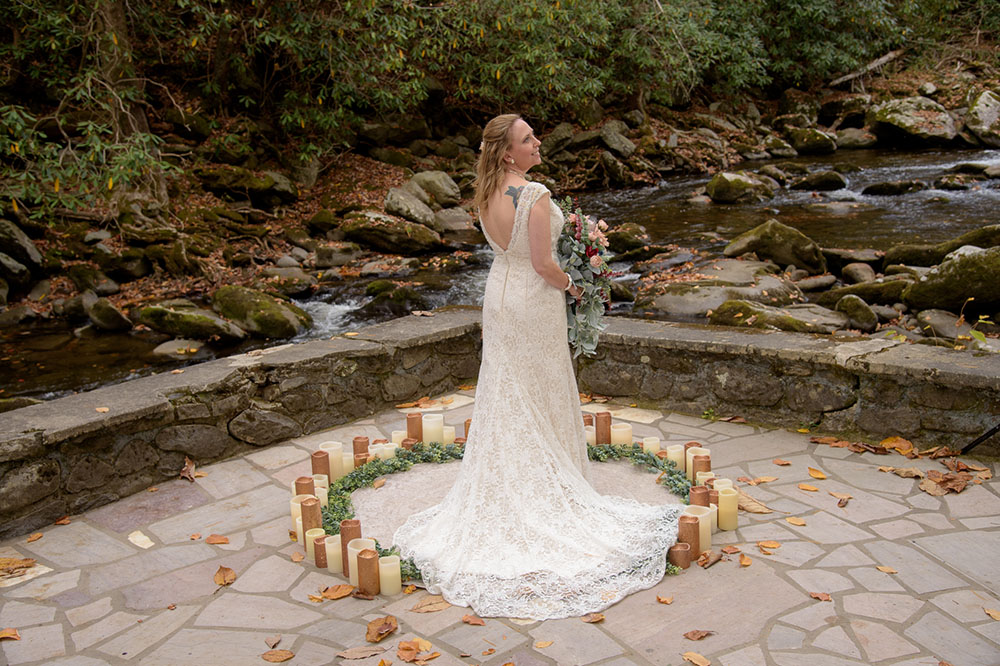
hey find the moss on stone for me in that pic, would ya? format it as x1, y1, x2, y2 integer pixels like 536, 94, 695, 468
212, 285, 311, 338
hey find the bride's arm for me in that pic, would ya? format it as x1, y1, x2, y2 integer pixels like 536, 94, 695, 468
528, 193, 580, 296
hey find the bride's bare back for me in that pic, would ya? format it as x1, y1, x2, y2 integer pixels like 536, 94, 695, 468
479, 176, 527, 251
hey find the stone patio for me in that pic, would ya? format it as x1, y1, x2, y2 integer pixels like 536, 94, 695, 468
2, 388, 999, 665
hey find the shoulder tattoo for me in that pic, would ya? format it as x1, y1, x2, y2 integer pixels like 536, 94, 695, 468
505, 185, 525, 209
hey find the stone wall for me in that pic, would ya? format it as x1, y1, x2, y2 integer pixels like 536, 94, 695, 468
3, 310, 999, 540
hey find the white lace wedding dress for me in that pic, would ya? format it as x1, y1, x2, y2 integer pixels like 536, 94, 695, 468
393, 182, 681, 619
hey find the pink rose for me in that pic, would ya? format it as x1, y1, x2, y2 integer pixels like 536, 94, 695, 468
598, 219, 608, 231
590, 254, 603, 268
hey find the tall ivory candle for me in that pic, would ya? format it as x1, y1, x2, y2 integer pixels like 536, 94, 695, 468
686, 447, 710, 482
342, 452, 355, 473
391, 430, 406, 445
379, 555, 402, 595
312, 474, 329, 508
442, 425, 455, 446
584, 425, 596, 447
346, 538, 376, 587
610, 423, 632, 446
666, 444, 685, 472
305, 528, 325, 562
325, 534, 343, 574
642, 436, 661, 455
683, 505, 712, 552
422, 414, 444, 444
319, 441, 344, 481
718, 487, 738, 530
290, 494, 313, 530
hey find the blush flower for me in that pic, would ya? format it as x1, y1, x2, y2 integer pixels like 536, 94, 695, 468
589, 254, 603, 268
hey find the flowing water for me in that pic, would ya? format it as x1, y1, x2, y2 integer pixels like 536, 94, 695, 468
4, 147, 999, 400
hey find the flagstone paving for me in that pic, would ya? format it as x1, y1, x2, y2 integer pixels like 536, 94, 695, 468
2, 390, 999, 666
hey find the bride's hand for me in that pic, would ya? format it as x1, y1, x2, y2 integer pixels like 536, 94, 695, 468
568, 283, 583, 299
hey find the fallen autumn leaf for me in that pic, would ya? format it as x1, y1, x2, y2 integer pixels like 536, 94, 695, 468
409, 595, 451, 613
261, 649, 295, 662
657, 595, 674, 604
213, 565, 236, 586
365, 616, 398, 643
461, 614, 485, 626
683, 629, 715, 641
810, 592, 832, 602
681, 652, 711, 666
786, 517, 806, 526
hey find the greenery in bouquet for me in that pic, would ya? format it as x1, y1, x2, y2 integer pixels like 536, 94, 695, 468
557, 198, 616, 358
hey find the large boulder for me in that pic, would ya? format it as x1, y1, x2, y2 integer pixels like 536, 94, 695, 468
966, 90, 1000, 147
835, 294, 878, 332
137, 299, 247, 341
411, 171, 461, 207
861, 180, 928, 196
540, 122, 573, 157
315, 242, 361, 268
68, 264, 119, 296
709, 299, 849, 334
866, 96, 957, 144
433, 207, 475, 233
212, 285, 311, 338
384, 187, 436, 228
600, 151, 631, 187
883, 224, 1000, 267
705, 172, 776, 203
0, 220, 42, 271
600, 125, 636, 159
259, 266, 316, 296
0, 252, 30, 288
902, 245, 1000, 312
192, 166, 298, 208
86, 296, 132, 331
340, 212, 444, 255
787, 128, 837, 154
606, 223, 652, 254
723, 219, 826, 274
789, 171, 847, 191
836, 128, 878, 149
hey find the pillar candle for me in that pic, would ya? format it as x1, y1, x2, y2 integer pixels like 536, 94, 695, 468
677, 514, 700, 558
340, 520, 361, 578
713, 478, 734, 491
354, 452, 368, 469
442, 425, 455, 446
406, 413, 423, 442
347, 538, 376, 587
691, 453, 712, 479
352, 436, 370, 457
300, 497, 322, 536
666, 444, 685, 472
689, 485, 710, 507
342, 452, 354, 474
312, 474, 329, 508
685, 446, 711, 482
584, 425, 596, 447
695, 471, 716, 487
709, 504, 719, 533
718, 487, 738, 530
378, 555, 402, 595
401, 437, 417, 450
313, 535, 328, 568
384, 443, 398, 458
325, 534, 343, 574
295, 516, 304, 546
454, 437, 466, 446
610, 423, 632, 446
709, 489, 719, 508
422, 413, 444, 444
294, 476, 315, 497
305, 528, 325, 562
319, 441, 344, 481
311, 450, 329, 476
290, 494, 313, 530
583, 413, 594, 427
357, 548, 380, 596
372, 438, 388, 445
368, 443, 385, 459
464, 418, 472, 438
668, 542, 691, 569
595, 412, 612, 445
391, 430, 406, 444
642, 436, 661, 455
683, 505, 712, 552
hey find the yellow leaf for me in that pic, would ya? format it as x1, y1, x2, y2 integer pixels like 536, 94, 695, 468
343, 332, 359, 337
757, 541, 782, 549
581, 613, 604, 623
290, 552, 304, 562
108, 176, 113, 190
880, 436, 914, 455
657, 595, 674, 604
798, 484, 819, 492
682, 652, 711, 666
985, 608, 1000, 621
261, 649, 295, 663
496, 68, 501, 80
205, 534, 229, 545
112, 32, 118, 45
26, 533, 42, 543
307, 594, 324, 603
322, 584, 354, 600
95, 407, 110, 413
0, 627, 21, 641
191, 37, 198, 47
796, 428, 810, 433
409, 595, 451, 613
534, 641, 553, 648
808, 467, 827, 480
403, 584, 416, 594
740, 553, 752, 567
213, 565, 236, 586
786, 517, 806, 526
54, 178, 59, 193
876, 566, 898, 574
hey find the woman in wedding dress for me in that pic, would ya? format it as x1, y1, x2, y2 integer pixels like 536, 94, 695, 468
393, 114, 681, 620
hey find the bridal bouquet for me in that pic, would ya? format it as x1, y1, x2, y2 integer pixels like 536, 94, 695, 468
557, 198, 614, 358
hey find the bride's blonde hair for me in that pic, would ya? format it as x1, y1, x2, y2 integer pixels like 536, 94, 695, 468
473, 113, 521, 214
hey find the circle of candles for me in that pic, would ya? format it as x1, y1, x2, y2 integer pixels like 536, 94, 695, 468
391, 430, 406, 444
718, 488, 739, 531
340, 520, 361, 578
689, 485, 710, 507
311, 450, 329, 476
401, 437, 417, 450
313, 535, 328, 568
584, 425, 596, 447
642, 436, 661, 454
422, 413, 444, 444
683, 505, 712, 552
713, 478, 734, 491
595, 412, 612, 445
406, 413, 423, 442
685, 446, 710, 482
294, 476, 316, 497
442, 425, 456, 446
352, 436, 370, 457
346, 538, 376, 587
691, 454, 711, 478
583, 413, 594, 427
305, 528, 325, 562
610, 423, 632, 446
357, 548, 380, 596
319, 441, 344, 481
668, 542, 691, 569
666, 444, 685, 472
378, 555, 402, 595
464, 418, 472, 439
325, 534, 343, 574
290, 494, 313, 530
300, 497, 322, 536
677, 515, 700, 557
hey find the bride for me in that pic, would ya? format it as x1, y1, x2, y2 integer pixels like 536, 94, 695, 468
393, 114, 681, 620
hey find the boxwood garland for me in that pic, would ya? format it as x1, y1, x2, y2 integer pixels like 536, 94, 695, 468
322, 441, 691, 582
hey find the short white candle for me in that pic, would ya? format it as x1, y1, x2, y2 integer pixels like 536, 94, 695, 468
391, 430, 406, 445
666, 444, 685, 472
682, 505, 712, 552
642, 436, 661, 454
384, 444, 398, 458
695, 471, 716, 487
346, 538, 376, 587
584, 425, 596, 446
368, 443, 385, 459
342, 452, 355, 473
709, 504, 719, 533
295, 516, 304, 547
718, 488, 738, 530
442, 425, 455, 446
312, 474, 329, 508
610, 423, 632, 446
422, 414, 444, 444
290, 494, 314, 530
325, 534, 343, 574
685, 446, 710, 482
713, 478, 733, 491
319, 441, 344, 481
378, 555, 402, 595
305, 528, 325, 562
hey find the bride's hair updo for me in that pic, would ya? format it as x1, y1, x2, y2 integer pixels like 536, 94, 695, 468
473, 113, 521, 213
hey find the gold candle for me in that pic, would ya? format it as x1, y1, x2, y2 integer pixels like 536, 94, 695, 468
677, 515, 700, 558
300, 497, 322, 536
464, 418, 472, 438
290, 494, 313, 530
406, 413, 423, 442
691, 453, 712, 479
401, 437, 417, 450
595, 412, 612, 445
313, 535, 328, 568
668, 542, 691, 569
310, 450, 329, 476
340, 519, 361, 578
685, 446, 711, 482
583, 413, 594, 427
294, 476, 315, 497
346, 538, 376, 587
689, 485, 710, 507
352, 436, 370, 457
683, 505, 712, 552
357, 548, 380, 596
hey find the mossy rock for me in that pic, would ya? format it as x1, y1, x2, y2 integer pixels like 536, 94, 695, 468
966, 90, 1000, 148
789, 171, 847, 191
835, 294, 878, 332
360, 285, 428, 317
866, 96, 957, 144
861, 180, 928, 196
87, 297, 133, 332
212, 285, 311, 339
902, 246, 1000, 312
259, 267, 317, 296
138, 300, 247, 341
307, 210, 339, 235
787, 128, 837, 154
340, 212, 444, 255
883, 224, 1000, 267
723, 218, 826, 274
606, 223, 652, 254
709, 299, 848, 334
365, 279, 396, 297
812, 278, 911, 307
193, 166, 298, 208
705, 171, 775, 203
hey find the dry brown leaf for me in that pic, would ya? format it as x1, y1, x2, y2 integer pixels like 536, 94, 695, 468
758, 545, 773, 555
881, 436, 914, 455
179, 456, 196, 482
754, 476, 778, 484
416, 652, 440, 664
409, 595, 451, 613
681, 652, 711, 666
534, 641, 553, 648
265, 635, 281, 649
698, 551, 723, 568
0, 628, 21, 641
0, 558, 36, 576
481, 648, 496, 656
737, 488, 774, 514
740, 553, 752, 567
189, 533, 201, 540
798, 484, 819, 492
352, 590, 376, 600
366, 616, 398, 643
403, 584, 417, 594
810, 592, 832, 602
193, 471, 208, 478
261, 649, 295, 662
773, 459, 791, 466
876, 566, 898, 574
343, 332, 359, 337
757, 541, 782, 549
206, 534, 229, 545
213, 565, 236, 586
808, 467, 827, 480
323, 584, 354, 600
54, 516, 71, 525
721, 546, 741, 554
337, 647, 386, 660
461, 614, 485, 626
978, 469, 993, 481
307, 594, 325, 603
25, 533, 42, 543
458, 384, 476, 391
167, 604, 176, 610
657, 596, 674, 604
582, 613, 604, 623
683, 629, 715, 641
919, 477, 950, 497
892, 467, 924, 478
373, 478, 386, 489
290, 552, 305, 563
984, 608, 1000, 621
786, 517, 807, 526
95, 406, 110, 413
147, 487, 159, 493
